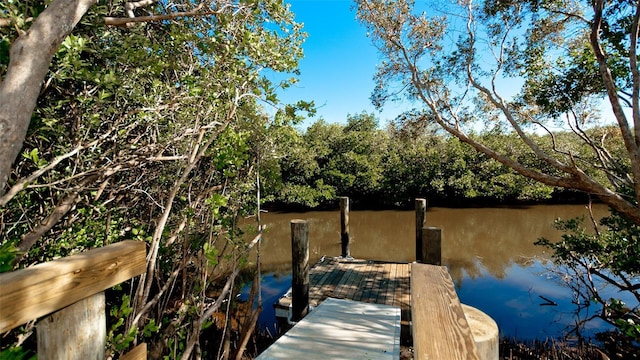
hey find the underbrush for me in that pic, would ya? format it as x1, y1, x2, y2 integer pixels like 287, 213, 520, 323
499, 334, 639, 360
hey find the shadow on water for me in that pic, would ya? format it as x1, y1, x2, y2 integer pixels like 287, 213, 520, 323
240, 204, 631, 340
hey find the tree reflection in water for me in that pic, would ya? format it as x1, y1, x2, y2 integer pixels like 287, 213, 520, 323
241, 204, 623, 339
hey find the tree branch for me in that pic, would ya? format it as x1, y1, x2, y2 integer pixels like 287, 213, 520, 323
15, 174, 99, 257
590, 0, 640, 206
104, 3, 224, 27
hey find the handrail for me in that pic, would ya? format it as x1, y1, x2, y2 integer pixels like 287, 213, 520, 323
0, 240, 146, 333
411, 263, 481, 360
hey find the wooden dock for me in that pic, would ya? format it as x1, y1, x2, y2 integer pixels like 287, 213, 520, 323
275, 256, 412, 346
276, 256, 410, 311
263, 199, 496, 360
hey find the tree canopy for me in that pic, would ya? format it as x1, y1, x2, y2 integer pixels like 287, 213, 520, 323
1, 0, 310, 357
355, 0, 640, 224
356, 0, 640, 343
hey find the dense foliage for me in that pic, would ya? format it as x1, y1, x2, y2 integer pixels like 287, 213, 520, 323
1, 0, 310, 358
264, 112, 627, 209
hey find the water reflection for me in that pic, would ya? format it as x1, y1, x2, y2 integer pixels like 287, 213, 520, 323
241, 204, 614, 339
246, 204, 607, 284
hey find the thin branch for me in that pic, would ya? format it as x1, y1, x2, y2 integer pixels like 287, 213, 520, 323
15, 174, 99, 257
104, 3, 228, 27
128, 266, 181, 329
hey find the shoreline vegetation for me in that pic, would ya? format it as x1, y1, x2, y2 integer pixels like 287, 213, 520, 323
259, 114, 617, 212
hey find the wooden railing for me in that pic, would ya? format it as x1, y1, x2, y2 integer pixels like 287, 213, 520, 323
0, 240, 147, 359
411, 263, 482, 359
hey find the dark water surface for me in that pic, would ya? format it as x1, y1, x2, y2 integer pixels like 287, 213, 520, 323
242, 204, 629, 340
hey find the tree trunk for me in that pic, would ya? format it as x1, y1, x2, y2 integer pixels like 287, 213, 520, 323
0, 0, 96, 195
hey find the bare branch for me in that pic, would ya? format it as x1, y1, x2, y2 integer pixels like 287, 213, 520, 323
15, 174, 99, 256
104, 3, 225, 27
0, 116, 128, 206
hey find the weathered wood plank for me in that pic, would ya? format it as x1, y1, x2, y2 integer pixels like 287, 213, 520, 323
332, 261, 356, 298
402, 263, 411, 308
352, 261, 373, 302
277, 258, 411, 324
371, 264, 385, 304
0, 240, 146, 333
382, 263, 398, 307
366, 264, 386, 304
37, 291, 106, 360
343, 264, 365, 300
309, 258, 333, 303
411, 263, 480, 360
343, 262, 362, 298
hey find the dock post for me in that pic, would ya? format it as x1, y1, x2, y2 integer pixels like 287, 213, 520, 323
340, 196, 350, 258
415, 198, 427, 262
418, 227, 442, 265
291, 219, 309, 322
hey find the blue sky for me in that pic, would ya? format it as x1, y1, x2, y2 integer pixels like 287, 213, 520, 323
276, 0, 408, 128
275, 1, 624, 131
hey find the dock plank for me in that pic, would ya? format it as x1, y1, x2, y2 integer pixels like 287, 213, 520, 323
343, 263, 365, 301
333, 261, 357, 298
382, 263, 398, 306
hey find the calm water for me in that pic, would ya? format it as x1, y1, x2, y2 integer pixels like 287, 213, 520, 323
241, 204, 630, 340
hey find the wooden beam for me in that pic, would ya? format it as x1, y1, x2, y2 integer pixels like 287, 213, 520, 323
415, 198, 427, 262
419, 227, 442, 265
0, 240, 146, 333
339, 196, 350, 257
411, 263, 480, 360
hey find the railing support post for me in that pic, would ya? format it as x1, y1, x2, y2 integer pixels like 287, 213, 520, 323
291, 219, 309, 322
340, 196, 350, 258
37, 291, 106, 360
415, 198, 427, 262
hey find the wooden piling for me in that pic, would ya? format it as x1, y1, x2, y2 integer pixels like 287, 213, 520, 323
291, 219, 310, 322
419, 227, 442, 265
415, 198, 427, 262
340, 197, 350, 257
